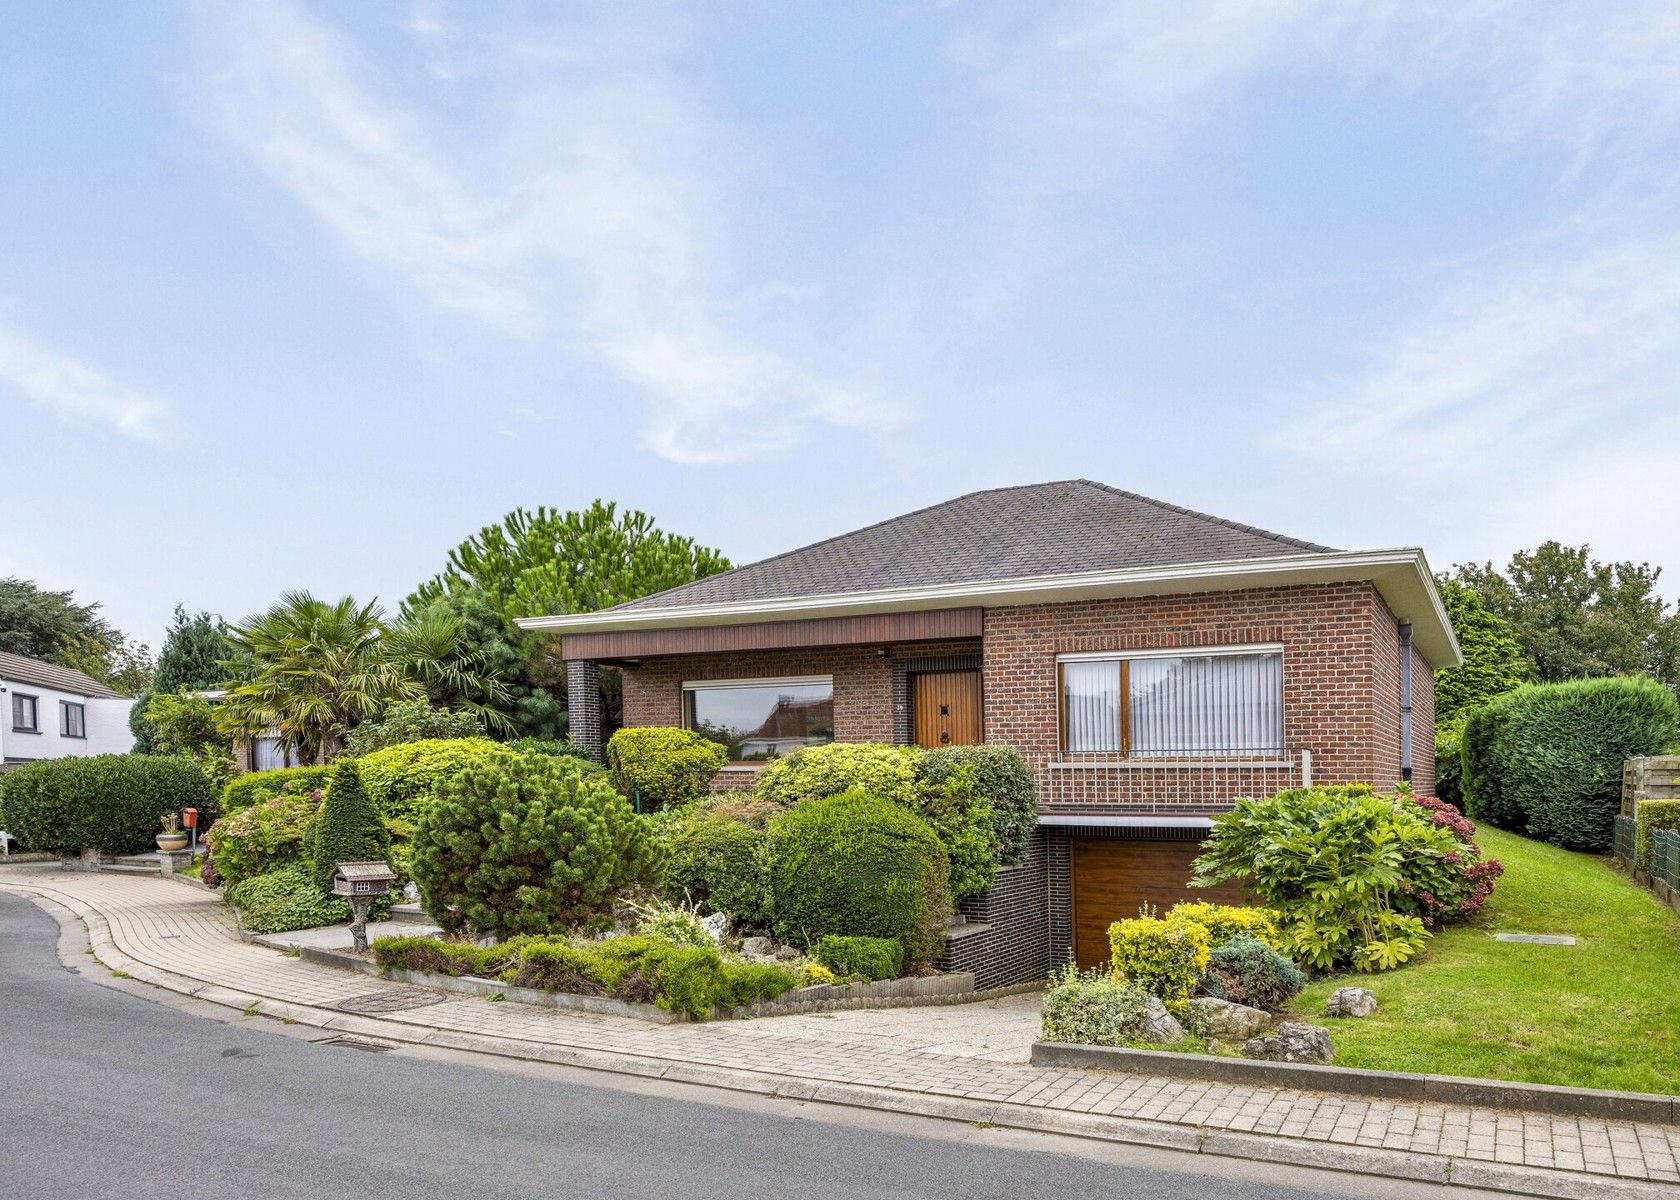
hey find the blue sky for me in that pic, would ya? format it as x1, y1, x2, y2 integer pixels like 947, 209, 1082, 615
5, 2, 1680, 648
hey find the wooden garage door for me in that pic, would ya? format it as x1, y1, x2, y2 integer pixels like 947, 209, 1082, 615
1070, 838, 1250, 969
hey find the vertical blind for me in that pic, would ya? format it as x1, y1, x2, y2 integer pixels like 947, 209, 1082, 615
1063, 651, 1283, 756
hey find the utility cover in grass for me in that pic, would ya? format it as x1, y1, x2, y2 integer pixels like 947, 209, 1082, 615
1492, 932, 1577, 945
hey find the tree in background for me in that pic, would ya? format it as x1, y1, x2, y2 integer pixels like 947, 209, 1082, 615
0, 576, 149, 692
131, 605, 240, 752
1452, 543, 1680, 692
407, 589, 565, 740
1434, 577, 1529, 728
142, 690, 236, 795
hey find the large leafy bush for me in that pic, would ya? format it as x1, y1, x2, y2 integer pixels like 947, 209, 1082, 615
658, 807, 771, 928
755, 742, 921, 809
0, 755, 211, 855
1396, 791, 1502, 921
1040, 964, 1154, 1046
411, 749, 658, 937
227, 865, 350, 934
205, 788, 321, 889
1461, 676, 1679, 851
1192, 785, 1466, 972
917, 744, 1037, 865
344, 700, 480, 754
355, 737, 502, 823
605, 727, 726, 811
222, 766, 334, 813
765, 789, 951, 963
905, 764, 998, 903
308, 760, 390, 894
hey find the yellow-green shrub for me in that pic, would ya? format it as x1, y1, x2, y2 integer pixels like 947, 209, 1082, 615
605, 727, 726, 811
1107, 913, 1211, 1000
1166, 901, 1280, 950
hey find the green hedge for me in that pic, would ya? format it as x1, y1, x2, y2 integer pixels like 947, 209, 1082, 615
755, 742, 920, 809
814, 935, 903, 981
222, 765, 334, 813
658, 808, 770, 927
355, 737, 502, 823
1462, 676, 1679, 851
1636, 799, 1680, 874
917, 744, 1036, 865
226, 864, 349, 934
0, 755, 212, 855
605, 727, 726, 811
766, 788, 950, 963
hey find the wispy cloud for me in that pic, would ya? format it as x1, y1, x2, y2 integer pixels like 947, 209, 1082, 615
0, 325, 168, 440
192, 1, 895, 464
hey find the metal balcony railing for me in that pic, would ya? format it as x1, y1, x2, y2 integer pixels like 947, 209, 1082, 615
1040, 747, 1312, 816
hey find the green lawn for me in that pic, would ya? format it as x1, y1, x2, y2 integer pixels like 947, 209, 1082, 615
1284, 827, 1680, 1094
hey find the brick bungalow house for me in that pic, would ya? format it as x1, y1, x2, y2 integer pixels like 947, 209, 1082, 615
518, 480, 1458, 987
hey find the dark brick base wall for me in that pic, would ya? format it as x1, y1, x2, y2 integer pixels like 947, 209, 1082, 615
935, 828, 1051, 989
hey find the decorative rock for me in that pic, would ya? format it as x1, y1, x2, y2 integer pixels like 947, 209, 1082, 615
740, 936, 772, 957
699, 912, 727, 945
1242, 1021, 1334, 1063
1324, 986, 1379, 1018
1186, 996, 1271, 1040
1139, 995, 1185, 1044
773, 944, 802, 961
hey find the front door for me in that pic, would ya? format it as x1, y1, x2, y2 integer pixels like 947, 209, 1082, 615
912, 670, 982, 749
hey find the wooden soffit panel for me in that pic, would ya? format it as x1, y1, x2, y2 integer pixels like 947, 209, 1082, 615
562, 607, 982, 662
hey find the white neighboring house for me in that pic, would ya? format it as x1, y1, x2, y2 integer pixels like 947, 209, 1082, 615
0, 650, 135, 766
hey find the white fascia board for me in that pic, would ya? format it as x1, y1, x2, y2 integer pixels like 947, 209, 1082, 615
516, 548, 1462, 668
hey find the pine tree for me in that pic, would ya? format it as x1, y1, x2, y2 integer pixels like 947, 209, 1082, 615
309, 760, 389, 896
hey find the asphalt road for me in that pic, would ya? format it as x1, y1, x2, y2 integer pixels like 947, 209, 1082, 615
0, 892, 1489, 1200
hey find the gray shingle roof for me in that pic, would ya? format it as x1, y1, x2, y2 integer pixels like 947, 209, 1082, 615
0, 650, 128, 698
614, 480, 1336, 612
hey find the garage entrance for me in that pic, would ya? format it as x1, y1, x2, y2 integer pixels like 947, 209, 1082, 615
1069, 836, 1249, 969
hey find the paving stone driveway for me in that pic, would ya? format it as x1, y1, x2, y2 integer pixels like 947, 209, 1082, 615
4, 864, 1677, 1195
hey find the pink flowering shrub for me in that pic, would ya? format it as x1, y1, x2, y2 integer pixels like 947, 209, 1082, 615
1395, 790, 1503, 924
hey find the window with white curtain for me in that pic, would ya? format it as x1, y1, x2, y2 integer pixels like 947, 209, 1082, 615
1059, 647, 1283, 757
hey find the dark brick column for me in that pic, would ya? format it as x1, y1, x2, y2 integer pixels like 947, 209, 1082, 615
566, 659, 604, 762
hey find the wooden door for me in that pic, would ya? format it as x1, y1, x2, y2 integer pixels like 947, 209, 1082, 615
1070, 838, 1249, 969
913, 671, 982, 749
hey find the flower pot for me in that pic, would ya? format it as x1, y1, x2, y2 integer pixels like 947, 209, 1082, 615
156, 833, 189, 852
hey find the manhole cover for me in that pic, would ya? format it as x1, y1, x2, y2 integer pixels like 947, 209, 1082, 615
333, 987, 448, 1014
1492, 932, 1576, 945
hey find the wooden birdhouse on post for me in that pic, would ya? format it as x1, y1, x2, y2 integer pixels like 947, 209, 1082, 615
331, 861, 395, 953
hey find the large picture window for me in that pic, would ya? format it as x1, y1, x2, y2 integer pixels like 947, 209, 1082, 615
1059, 647, 1283, 757
683, 676, 834, 762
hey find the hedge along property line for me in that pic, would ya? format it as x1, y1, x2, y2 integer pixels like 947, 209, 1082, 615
1030, 1042, 1680, 1124
295, 943, 1037, 1021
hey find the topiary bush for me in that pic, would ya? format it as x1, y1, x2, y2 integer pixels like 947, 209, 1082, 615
309, 760, 390, 896
605, 727, 727, 811
658, 808, 770, 928
355, 737, 503, 824
0, 755, 212, 855
221, 765, 334, 814
1108, 912, 1212, 1000
755, 742, 921, 809
411, 749, 659, 938
814, 935, 903, 981
1462, 676, 1678, 851
205, 788, 321, 890
765, 789, 951, 964
226, 865, 350, 934
917, 744, 1036, 865
1636, 799, 1680, 874
1201, 934, 1306, 1010
1040, 964, 1154, 1046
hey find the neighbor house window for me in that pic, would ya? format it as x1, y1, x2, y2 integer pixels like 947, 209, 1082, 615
682, 676, 834, 762
61, 701, 86, 739
251, 736, 301, 771
11, 693, 39, 733
1059, 646, 1283, 757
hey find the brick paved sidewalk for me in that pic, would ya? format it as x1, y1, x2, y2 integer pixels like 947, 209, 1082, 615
5, 865, 1678, 1198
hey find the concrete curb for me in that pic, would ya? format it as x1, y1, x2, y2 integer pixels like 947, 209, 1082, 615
6, 881, 1677, 1200
1031, 1042, 1680, 1124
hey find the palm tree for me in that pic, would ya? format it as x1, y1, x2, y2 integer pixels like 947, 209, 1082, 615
222, 592, 509, 763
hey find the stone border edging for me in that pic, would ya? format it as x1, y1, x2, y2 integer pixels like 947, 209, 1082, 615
1032, 1042, 1680, 1124
299, 943, 1037, 1021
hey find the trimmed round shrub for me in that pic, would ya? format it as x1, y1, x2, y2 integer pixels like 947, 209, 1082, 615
0, 755, 212, 855
309, 760, 390, 895
205, 788, 321, 890
356, 737, 502, 823
1040, 964, 1153, 1046
221, 765, 334, 814
659, 809, 770, 928
755, 743, 921, 809
906, 764, 997, 903
765, 789, 951, 963
1202, 935, 1306, 1011
814, 935, 903, 981
1107, 913, 1211, 1001
1464, 676, 1679, 850
605, 727, 726, 811
411, 749, 659, 937
918, 744, 1036, 865
227, 865, 350, 934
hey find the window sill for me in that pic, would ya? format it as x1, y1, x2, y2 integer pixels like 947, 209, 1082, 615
10, 727, 42, 735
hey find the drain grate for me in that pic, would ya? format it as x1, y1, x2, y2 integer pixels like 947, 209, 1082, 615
319, 1035, 396, 1053
333, 987, 449, 1015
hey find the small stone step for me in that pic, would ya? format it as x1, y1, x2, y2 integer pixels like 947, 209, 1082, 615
99, 864, 163, 876
388, 903, 432, 926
